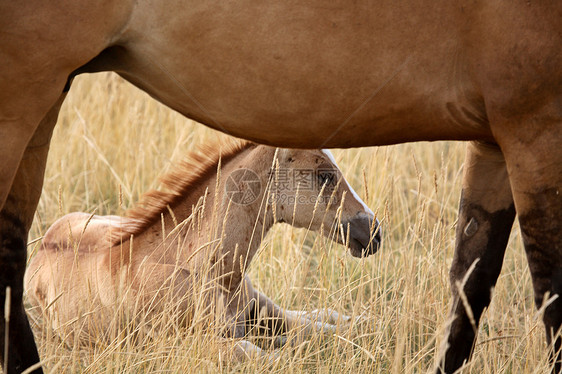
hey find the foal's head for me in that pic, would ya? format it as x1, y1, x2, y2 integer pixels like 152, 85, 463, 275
263, 148, 381, 257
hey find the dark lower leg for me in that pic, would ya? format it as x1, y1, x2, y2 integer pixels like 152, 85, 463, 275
520, 202, 562, 373
544, 291, 562, 373
438, 142, 515, 373
497, 123, 562, 373
0, 164, 48, 374
0, 95, 63, 373
1, 229, 42, 374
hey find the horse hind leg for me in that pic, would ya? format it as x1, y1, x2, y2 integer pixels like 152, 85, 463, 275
519, 192, 562, 373
0, 94, 65, 374
437, 141, 516, 373
496, 121, 562, 373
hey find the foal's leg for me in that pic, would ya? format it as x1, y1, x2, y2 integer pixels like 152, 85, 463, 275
437, 142, 515, 373
498, 127, 562, 372
218, 337, 279, 363
305, 308, 356, 324
249, 290, 339, 346
0, 95, 65, 374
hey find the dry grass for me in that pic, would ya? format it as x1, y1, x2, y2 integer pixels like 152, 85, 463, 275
23, 73, 551, 373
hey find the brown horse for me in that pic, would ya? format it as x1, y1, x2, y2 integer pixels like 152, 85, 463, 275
24, 141, 379, 360
0, 1, 560, 373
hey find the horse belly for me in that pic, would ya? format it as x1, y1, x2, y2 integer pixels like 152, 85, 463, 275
114, 0, 491, 147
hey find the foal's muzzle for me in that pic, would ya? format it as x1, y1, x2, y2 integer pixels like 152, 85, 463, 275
341, 213, 381, 258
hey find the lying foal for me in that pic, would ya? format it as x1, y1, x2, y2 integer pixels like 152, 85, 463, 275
25, 141, 380, 359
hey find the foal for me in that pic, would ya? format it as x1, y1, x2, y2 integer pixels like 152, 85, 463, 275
25, 140, 379, 359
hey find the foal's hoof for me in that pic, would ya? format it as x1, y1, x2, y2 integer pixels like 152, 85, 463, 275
309, 308, 362, 326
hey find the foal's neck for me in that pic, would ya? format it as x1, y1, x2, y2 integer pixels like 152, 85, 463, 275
154, 146, 275, 291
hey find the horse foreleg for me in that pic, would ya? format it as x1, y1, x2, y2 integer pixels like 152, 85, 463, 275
437, 142, 515, 373
499, 127, 562, 373
0, 95, 64, 374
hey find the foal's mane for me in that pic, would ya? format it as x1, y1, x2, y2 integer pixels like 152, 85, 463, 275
109, 139, 254, 245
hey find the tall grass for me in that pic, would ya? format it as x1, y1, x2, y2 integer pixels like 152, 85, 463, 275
23, 73, 550, 373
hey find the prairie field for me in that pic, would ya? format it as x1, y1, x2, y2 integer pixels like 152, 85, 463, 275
22, 72, 552, 373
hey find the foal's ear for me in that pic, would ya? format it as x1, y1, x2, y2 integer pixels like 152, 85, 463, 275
276, 148, 294, 163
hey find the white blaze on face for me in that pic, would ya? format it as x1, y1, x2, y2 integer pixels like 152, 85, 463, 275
321, 150, 377, 221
